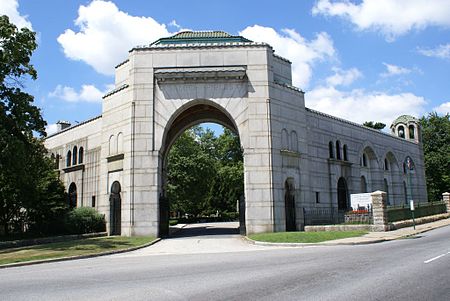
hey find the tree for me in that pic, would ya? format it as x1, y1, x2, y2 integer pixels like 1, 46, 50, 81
420, 112, 450, 202
0, 16, 67, 236
166, 125, 244, 217
166, 127, 216, 216
363, 121, 386, 130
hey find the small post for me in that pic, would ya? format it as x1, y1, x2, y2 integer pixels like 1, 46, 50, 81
410, 199, 416, 230
443, 192, 450, 213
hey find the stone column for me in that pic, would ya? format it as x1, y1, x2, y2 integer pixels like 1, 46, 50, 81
371, 191, 389, 231
443, 192, 450, 213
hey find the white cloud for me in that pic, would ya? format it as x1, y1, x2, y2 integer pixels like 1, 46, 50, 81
239, 25, 335, 88
49, 84, 110, 102
306, 86, 426, 125
0, 0, 32, 29
434, 101, 450, 114
312, 0, 450, 41
381, 63, 411, 77
418, 44, 450, 59
57, 0, 171, 75
45, 123, 58, 136
326, 67, 362, 86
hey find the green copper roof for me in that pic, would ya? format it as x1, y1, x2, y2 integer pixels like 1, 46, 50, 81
151, 31, 252, 45
391, 115, 419, 126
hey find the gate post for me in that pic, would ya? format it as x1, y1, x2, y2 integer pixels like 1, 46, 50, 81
443, 192, 450, 213
371, 191, 389, 231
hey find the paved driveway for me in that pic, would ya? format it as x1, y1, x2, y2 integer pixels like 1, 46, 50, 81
114, 222, 276, 256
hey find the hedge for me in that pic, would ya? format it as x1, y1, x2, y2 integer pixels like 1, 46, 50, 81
387, 201, 447, 223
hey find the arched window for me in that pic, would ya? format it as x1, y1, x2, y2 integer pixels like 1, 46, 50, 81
329, 141, 334, 158
362, 154, 367, 167
117, 132, 123, 153
398, 125, 405, 138
68, 183, 77, 208
343, 144, 348, 161
290, 131, 298, 152
384, 158, 389, 170
78, 147, 84, 164
66, 150, 72, 167
109, 135, 115, 155
72, 146, 78, 165
409, 125, 415, 139
360, 176, 367, 193
336, 141, 341, 160
55, 154, 60, 169
281, 129, 289, 150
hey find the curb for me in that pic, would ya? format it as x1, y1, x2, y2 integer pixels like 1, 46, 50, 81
243, 235, 389, 247
0, 237, 161, 269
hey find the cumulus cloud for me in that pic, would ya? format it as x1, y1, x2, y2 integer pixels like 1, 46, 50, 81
0, 0, 32, 29
57, 0, 171, 75
312, 0, 450, 41
418, 44, 450, 60
434, 101, 450, 114
240, 25, 335, 88
45, 123, 58, 136
49, 84, 112, 102
306, 86, 426, 125
326, 67, 362, 86
380, 63, 412, 77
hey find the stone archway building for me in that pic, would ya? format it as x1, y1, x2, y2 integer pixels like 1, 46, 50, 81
45, 31, 428, 236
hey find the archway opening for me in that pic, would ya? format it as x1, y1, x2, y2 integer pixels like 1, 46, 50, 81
337, 177, 349, 210
284, 178, 296, 231
68, 183, 77, 208
109, 181, 121, 235
160, 103, 245, 238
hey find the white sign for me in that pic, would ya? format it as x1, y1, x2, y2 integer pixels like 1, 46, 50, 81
410, 200, 415, 211
350, 193, 372, 211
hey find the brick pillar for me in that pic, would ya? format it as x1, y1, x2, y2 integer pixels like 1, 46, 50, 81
443, 192, 450, 213
371, 191, 389, 231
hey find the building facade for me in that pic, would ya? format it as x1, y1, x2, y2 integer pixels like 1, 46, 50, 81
45, 31, 427, 236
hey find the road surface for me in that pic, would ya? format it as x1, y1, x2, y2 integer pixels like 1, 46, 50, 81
1, 223, 449, 300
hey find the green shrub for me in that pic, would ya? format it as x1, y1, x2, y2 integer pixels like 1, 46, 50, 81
387, 201, 447, 222
64, 207, 106, 234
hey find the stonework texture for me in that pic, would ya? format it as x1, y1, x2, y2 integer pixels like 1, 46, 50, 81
45, 32, 428, 236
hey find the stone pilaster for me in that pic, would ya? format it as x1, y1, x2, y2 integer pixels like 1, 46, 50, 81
443, 192, 450, 213
371, 191, 389, 231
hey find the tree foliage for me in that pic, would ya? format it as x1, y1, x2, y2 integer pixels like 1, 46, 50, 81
166, 126, 243, 216
0, 16, 67, 236
363, 121, 386, 130
420, 112, 450, 202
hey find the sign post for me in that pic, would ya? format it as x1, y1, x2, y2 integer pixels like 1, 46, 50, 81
410, 199, 416, 230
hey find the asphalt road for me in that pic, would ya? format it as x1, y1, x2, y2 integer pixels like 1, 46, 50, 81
1, 225, 449, 301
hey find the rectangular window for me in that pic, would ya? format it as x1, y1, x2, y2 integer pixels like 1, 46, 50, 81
315, 192, 320, 203
92, 196, 96, 207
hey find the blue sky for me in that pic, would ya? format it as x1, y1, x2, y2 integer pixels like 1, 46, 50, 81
2, 0, 450, 135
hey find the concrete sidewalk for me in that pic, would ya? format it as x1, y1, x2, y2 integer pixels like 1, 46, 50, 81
250, 217, 450, 247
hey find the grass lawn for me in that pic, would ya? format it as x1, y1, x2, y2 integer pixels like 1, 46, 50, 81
0, 236, 155, 265
249, 231, 367, 243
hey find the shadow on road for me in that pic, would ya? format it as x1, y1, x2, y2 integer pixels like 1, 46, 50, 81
168, 222, 240, 238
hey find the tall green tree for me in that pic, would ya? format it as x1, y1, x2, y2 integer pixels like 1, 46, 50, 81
166, 127, 216, 216
0, 16, 66, 236
420, 112, 450, 202
166, 126, 244, 217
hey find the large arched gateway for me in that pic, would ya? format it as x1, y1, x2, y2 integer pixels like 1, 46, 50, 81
158, 101, 245, 236
45, 31, 428, 237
